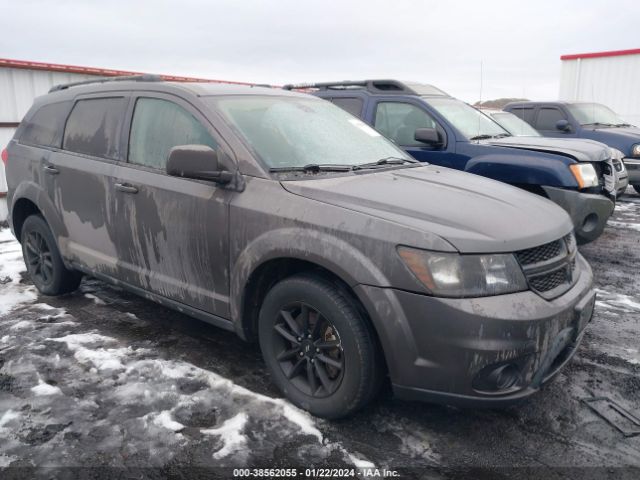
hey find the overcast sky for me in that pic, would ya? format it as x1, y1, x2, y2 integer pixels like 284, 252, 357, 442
2, 0, 639, 102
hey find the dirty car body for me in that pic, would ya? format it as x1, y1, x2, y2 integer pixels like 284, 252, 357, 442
5, 80, 596, 417
302, 80, 616, 244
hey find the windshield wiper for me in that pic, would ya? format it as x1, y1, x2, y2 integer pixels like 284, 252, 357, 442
582, 122, 616, 127
469, 134, 494, 140
351, 157, 419, 170
614, 123, 633, 127
269, 164, 353, 173
493, 133, 512, 138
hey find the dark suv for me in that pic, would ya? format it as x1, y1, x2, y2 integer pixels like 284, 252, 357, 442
4, 76, 595, 418
504, 101, 637, 195
295, 80, 617, 244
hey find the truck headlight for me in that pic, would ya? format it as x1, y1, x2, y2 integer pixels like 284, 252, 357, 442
632, 144, 640, 157
397, 247, 528, 297
569, 163, 599, 189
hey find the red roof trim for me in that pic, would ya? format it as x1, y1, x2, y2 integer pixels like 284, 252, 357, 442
560, 48, 640, 61
0, 57, 252, 85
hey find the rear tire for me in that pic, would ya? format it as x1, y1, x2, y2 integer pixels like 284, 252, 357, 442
21, 215, 82, 295
258, 274, 382, 419
633, 185, 640, 195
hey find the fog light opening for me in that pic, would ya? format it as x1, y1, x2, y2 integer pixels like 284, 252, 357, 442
473, 363, 522, 393
488, 364, 520, 390
582, 213, 598, 233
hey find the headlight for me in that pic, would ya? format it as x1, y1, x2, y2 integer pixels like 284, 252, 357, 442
632, 144, 640, 157
397, 247, 528, 297
610, 148, 624, 160
569, 163, 599, 189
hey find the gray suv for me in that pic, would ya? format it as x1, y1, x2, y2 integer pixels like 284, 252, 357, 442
4, 76, 596, 418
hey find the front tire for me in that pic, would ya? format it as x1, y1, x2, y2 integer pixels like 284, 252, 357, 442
633, 185, 640, 195
21, 214, 82, 295
259, 274, 382, 419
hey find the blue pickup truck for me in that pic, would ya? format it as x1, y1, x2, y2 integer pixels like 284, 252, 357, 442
504, 101, 638, 195
284, 80, 617, 244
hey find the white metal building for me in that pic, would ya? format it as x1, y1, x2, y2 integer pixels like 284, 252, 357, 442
559, 48, 640, 125
0, 58, 238, 220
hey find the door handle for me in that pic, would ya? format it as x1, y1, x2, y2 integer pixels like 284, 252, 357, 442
43, 165, 59, 175
115, 183, 139, 194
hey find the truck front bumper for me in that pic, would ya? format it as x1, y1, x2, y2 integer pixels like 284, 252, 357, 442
354, 254, 595, 408
542, 186, 614, 244
625, 158, 640, 185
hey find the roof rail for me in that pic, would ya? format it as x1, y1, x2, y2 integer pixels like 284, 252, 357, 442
49, 74, 163, 93
282, 79, 417, 95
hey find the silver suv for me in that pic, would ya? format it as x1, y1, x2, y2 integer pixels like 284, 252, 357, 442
4, 76, 596, 418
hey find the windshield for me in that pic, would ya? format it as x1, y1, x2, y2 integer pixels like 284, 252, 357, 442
209, 95, 411, 169
567, 103, 627, 126
425, 97, 508, 139
489, 112, 540, 136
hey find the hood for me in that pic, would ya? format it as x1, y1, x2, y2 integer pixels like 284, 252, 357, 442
487, 136, 610, 162
281, 165, 572, 253
581, 126, 640, 156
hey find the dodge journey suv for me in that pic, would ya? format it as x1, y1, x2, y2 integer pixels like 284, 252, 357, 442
4, 76, 596, 418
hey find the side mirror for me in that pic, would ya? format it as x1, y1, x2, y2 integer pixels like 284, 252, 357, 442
556, 119, 571, 132
166, 145, 233, 184
414, 127, 442, 145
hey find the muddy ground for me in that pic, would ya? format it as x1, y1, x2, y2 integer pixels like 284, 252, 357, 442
0, 191, 639, 479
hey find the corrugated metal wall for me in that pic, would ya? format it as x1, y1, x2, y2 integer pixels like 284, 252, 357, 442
559, 54, 640, 125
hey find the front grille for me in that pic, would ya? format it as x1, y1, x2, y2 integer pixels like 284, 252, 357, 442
613, 159, 624, 172
515, 234, 578, 299
529, 266, 571, 292
516, 240, 562, 266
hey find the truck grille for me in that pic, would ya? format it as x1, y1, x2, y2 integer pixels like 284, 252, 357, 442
613, 158, 624, 172
515, 234, 578, 299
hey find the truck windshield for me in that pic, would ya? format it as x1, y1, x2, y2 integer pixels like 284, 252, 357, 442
567, 103, 628, 127
425, 97, 508, 140
209, 95, 411, 170
489, 111, 540, 137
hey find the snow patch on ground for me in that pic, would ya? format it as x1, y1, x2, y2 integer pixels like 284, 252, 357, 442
84, 293, 106, 305
595, 288, 640, 312
202, 412, 248, 459
608, 220, 640, 232
151, 410, 185, 432
0, 233, 37, 315
31, 378, 63, 396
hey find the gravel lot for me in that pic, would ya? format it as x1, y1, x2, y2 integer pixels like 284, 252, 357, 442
0, 191, 639, 479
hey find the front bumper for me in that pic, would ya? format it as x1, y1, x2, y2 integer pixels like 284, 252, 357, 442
541, 186, 614, 244
354, 254, 595, 407
625, 158, 640, 185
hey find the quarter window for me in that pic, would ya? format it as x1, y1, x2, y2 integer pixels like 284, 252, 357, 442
331, 97, 364, 117
128, 98, 218, 169
536, 108, 567, 131
63, 97, 127, 159
374, 102, 437, 146
20, 101, 72, 148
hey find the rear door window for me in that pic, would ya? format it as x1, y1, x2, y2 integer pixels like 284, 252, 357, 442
374, 102, 437, 146
20, 101, 72, 148
330, 97, 364, 117
63, 97, 128, 160
128, 97, 218, 170
535, 107, 567, 131
509, 106, 536, 125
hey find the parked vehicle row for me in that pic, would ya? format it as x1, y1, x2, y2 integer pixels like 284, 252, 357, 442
482, 108, 629, 197
3, 76, 597, 418
286, 80, 620, 245
504, 100, 639, 195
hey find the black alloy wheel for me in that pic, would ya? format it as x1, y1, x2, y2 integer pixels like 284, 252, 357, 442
272, 302, 344, 398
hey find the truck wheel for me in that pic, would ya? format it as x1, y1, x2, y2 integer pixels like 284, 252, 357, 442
21, 215, 82, 296
634, 185, 640, 195
259, 274, 382, 419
